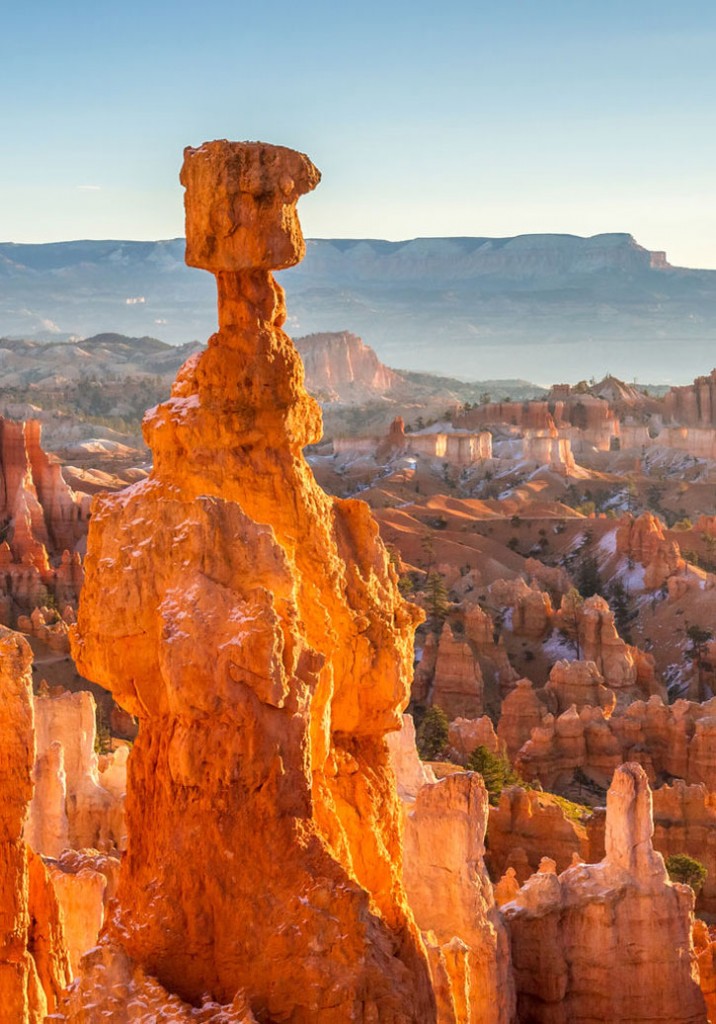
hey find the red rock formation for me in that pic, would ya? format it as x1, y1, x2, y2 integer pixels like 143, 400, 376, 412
664, 369, 716, 427
542, 658, 616, 715
429, 621, 485, 719
403, 773, 516, 1024
387, 717, 515, 1022
376, 415, 407, 462
494, 867, 521, 907
295, 330, 400, 400
516, 705, 589, 790
515, 694, 716, 794
0, 626, 71, 1020
503, 763, 707, 1023
386, 714, 437, 803
44, 849, 119, 978
521, 429, 576, 474
651, 782, 716, 915
63, 140, 435, 1022
553, 591, 661, 703
0, 419, 88, 563
448, 714, 503, 763
694, 920, 716, 1023
523, 558, 571, 601
490, 578, 553, 639
487, 786, 590, 883
405, 428, 493, 464
455, 401, 556, 432
26, 690, 125, 858
617, 511, 685, 589
497, 678, 549, 760
462, 601, 518, 692
0, 418, 87, 627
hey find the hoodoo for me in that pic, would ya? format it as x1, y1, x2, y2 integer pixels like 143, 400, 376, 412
59, 141, 435, 1021
0, 627, 71, 1022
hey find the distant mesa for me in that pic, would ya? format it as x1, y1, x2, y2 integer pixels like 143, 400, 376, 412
295, 330, 401, 400
2, 231, 716, 382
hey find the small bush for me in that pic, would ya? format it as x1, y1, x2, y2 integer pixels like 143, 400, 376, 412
673, 518, 693, 531
665, 853, 707, 893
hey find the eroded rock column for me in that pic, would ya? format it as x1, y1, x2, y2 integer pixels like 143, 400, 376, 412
0, 627, 70, 1022
503, 763, 707, 1024
64, 141, 435, 1022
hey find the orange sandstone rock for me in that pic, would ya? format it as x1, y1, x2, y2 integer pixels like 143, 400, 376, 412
486, 786, 590, 883
296, 331, 401, 403
0, 626, 71, 1021
503, 763, 707, 1023
542, 658, 616, 715
388, 713, 515, 1022
617, 511, 685, 590
63, 141, 435, 1022
448, 714, 503, 763
27, 690, 124, 857
429, 621, 485, 719
402, 773, 515, 1023
693, 919, 716, 1024
497, 678, 549, 760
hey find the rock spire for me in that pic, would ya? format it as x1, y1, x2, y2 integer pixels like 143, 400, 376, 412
62, 140, 435, 1022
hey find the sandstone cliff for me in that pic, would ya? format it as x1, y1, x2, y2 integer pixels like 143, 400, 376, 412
295, 330, 400, 400
0, 417, 86, 628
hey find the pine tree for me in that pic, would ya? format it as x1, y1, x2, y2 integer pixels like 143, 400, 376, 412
416, 706, 449, 761
466, 745, 523, 805
425, 571, 450, 629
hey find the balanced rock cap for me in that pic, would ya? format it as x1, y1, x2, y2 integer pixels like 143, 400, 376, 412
180, 139, 321, 273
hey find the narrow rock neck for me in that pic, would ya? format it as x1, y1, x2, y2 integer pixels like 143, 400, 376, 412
216, 269, 287, 334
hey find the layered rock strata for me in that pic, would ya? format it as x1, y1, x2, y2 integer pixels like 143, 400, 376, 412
61, 140, 436, 1022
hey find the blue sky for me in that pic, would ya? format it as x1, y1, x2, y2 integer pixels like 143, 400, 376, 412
2, 0, 715, 266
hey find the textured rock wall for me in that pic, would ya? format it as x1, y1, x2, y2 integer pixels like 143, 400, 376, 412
388, 715, 515, 1023
503, 763, 707, 1024
295, 330, 400, 399
0, 626, 71, 1021
27, 690, 125, 857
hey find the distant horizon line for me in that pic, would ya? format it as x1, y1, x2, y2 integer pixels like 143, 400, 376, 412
0, 229, 649, 246
4, 231, 716, 273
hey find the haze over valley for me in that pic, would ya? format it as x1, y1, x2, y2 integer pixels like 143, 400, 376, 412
3, 230, 716, 385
